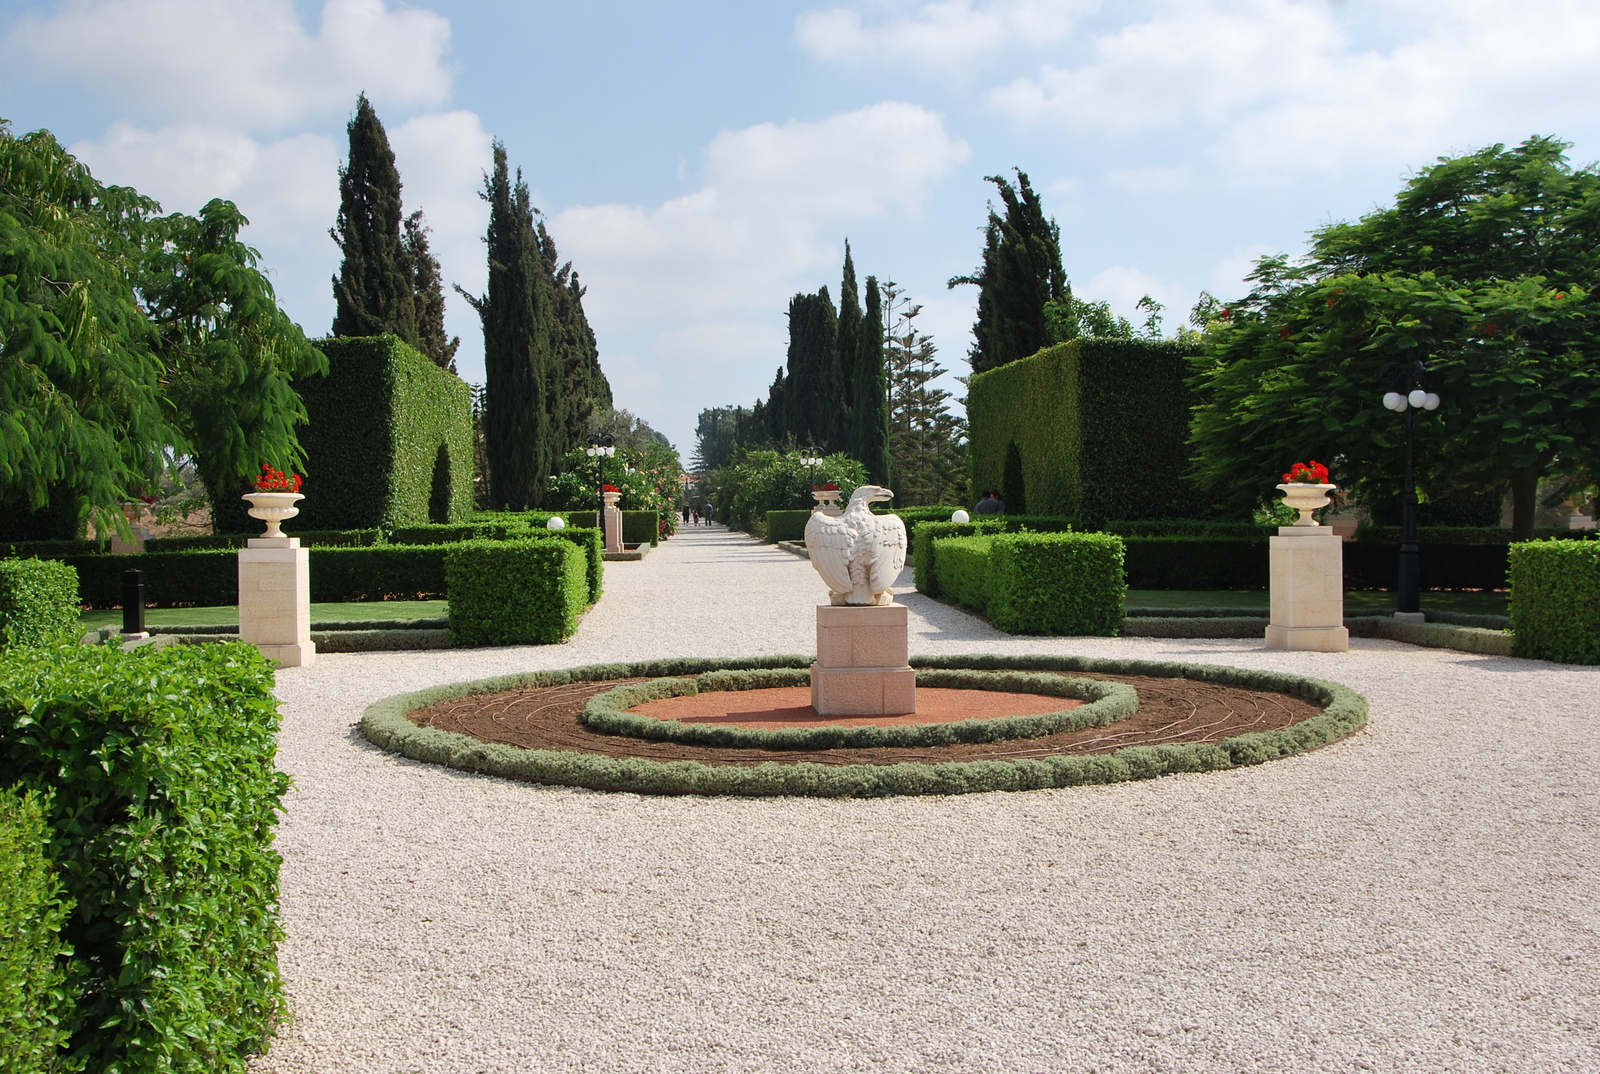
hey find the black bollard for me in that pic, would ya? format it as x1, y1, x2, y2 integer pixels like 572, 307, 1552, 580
122, 569, 146, 637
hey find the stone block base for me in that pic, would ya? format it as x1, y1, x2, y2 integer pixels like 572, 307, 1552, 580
255, 640, 317, 667
816, 603, 909, 667
810, 665, 916, 716
1264, 624, 1349, 652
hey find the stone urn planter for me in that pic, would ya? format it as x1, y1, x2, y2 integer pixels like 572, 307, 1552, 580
242, 492, 303, 539
812, 489, 843, 515
1276, 483, 1337, 527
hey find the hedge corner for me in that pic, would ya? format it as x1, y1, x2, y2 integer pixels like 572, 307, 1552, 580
0, 558, 79, 649
1509, 539, 1600, 664
445, 539, 588, 647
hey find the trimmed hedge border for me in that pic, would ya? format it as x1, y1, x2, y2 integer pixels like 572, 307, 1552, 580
359, 654, 1368, 797
579, 669, 1139, 751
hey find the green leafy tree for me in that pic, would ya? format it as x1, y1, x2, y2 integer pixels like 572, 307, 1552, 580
1190, 137, 1600, 539
948, 169, 1068, 374
403, 210, 460, 371
458, 142, 554, 509
330, 93, 416, 343
851, 274, 892, 485
139, 199, 326, 532
710, 448, 866, 532
881, 280, 969, 506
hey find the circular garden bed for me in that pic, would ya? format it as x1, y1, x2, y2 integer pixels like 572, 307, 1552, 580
361, 655, 1367, 797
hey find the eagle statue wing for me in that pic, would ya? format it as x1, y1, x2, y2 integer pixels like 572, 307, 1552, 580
868, 514, 908, 596
805, 511, 855, 596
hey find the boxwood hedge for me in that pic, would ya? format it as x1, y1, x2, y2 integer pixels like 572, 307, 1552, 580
0, 784, 74, 1071
445, 539, 588, 646
932, 532, 1126, 636
1508, 539, 1600, 664
0, 642, 289, 1072
0, 559, 79, 649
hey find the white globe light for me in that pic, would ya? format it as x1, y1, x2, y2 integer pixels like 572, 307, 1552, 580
1422, 392, 1441, 410
585, 447, 597, 457
1383, 392, 1407, 411
1408, 389, 1428, 408
546, 516, 566, 530
952, 509, 971, 523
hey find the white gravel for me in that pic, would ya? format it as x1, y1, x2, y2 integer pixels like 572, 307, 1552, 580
251, 525, 1600, 1074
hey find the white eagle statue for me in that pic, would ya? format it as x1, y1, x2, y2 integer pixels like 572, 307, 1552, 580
805, 484, 908, 606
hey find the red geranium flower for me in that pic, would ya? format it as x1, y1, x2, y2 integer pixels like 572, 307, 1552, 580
255, 464, 302, 492
1281, 460, 1330, 484
601, 484, 620, 493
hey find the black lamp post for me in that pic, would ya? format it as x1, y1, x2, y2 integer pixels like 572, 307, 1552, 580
1379, 361, 1441, 617
799, 448, 823, 508
585, 432, 616, 548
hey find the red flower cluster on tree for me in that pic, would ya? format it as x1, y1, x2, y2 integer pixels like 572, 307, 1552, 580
254, 464, 302, 492
1281, 460, 1330, 484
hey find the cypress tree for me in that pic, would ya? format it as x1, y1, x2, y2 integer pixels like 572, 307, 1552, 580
330, 93, 416, 342
456, 142, 552, 509
851, 274, 892, 485
948, 169, 1068, 374
783, 287, 837, 449
403, 209, 459, 371
535, 219, 612, 461
833, 241, 861, 446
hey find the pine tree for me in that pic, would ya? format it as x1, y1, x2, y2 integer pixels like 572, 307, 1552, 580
403, 210, 459, 371
833, 241, 862, 447
850, 274, 892, 485
456, 142, 553, 509
948, 169, 1068, 374
330, 93, 417, 343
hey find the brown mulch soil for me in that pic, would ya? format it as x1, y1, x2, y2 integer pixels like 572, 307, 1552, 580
406, 672, 1322, 768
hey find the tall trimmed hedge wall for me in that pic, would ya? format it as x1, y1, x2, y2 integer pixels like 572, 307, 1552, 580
967, 339, 1217, 525
1508, 539, 1600, 664
0, 643, 289, 1072
292, 335, 473, 531
0, 784, 74, 1069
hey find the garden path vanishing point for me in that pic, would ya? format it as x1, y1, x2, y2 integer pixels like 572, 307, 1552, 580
252, 523, 1600, 1074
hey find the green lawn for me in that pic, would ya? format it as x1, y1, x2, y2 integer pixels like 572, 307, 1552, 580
79, 599, 449, 631
1126, 589, 1508, 616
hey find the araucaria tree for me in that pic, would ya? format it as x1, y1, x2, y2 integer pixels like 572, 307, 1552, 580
948, 169, 1069, 374
330, 94, 416, 343
882, 281, 968, 505
1189, 136, 1600, 539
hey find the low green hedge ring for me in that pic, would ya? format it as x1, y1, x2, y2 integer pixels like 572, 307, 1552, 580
359, 654, 1368, 797
580, 669, 1139, 751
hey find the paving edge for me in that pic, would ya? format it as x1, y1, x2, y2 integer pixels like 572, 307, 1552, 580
359, 654, 1368, 798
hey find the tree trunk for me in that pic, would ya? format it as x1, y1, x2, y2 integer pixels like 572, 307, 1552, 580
1509, 464, 1542, 541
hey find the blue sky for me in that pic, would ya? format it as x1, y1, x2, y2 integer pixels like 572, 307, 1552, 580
4, 0, 1598, 455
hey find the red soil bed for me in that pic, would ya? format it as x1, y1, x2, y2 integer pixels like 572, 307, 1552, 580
408, 673, 1321, 767
627, 686, 1078, 729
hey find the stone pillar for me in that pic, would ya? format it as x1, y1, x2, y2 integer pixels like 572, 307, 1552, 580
1265, 527, 1348, 652
598, 493, 624, 553
237, 537, 316, 667
811, 604, 916, 716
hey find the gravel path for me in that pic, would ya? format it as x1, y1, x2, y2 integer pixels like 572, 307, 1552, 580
252, 525, 1600, 1074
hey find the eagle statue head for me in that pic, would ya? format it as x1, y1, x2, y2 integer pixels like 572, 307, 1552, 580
847, 485, 895, 510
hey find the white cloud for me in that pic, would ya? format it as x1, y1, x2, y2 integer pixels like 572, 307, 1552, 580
552, 102, 969, 330
1080, 265, 1192, 326
796, 0, 1094, 69
549, 101, 968, 436
990, 0, 1600, 177
7, 0, 453, 130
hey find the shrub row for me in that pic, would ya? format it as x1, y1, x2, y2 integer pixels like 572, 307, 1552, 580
0, 559, 79, 649
764, 510, 812, 544
581, 669, 1138, 751
0, 783, 74, 1069
1508, 539, 1600, 664
0, 538, 102, 558
359, 654, 1367, 797
146, 529, 384, 551
446, 540, 589, 646
931, 532, 1127, 635
0, 642, 289, 1071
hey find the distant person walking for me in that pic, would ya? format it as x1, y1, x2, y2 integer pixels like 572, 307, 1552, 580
682, 505, 692, 526
975, 490, 1003, 516
701, 502, 714, 526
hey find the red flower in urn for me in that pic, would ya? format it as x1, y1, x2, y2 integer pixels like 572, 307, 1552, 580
601, 484, 620, 493
1281, 460, 1330, 484
813, 482, 839, 491
255, 464, 302, 492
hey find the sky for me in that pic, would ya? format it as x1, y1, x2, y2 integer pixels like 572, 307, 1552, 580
4, 0, 1599, 456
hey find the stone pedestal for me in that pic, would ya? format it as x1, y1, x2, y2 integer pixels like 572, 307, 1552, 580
597, 493, 624, 553
811, 604, 916, 716
238, 537, 315, 667
1265, 526, 1348, 652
